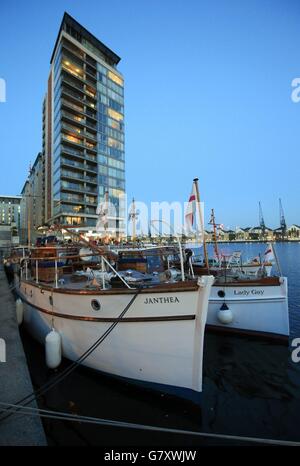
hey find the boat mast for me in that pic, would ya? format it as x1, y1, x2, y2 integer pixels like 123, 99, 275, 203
104, 190, 109, 235
209, 208, 220, 260
193, 178, 209, 271
131, 198, 136, 241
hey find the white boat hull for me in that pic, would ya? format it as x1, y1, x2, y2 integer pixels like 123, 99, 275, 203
207, 277, 289, 340
18, 276, 214, 400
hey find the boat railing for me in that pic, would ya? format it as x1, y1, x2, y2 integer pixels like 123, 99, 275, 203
20, 251, 136, 290
150, 220, 185, 281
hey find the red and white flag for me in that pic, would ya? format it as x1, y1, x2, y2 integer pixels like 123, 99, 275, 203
264, 243, 275, 263
185, 182, 197, 231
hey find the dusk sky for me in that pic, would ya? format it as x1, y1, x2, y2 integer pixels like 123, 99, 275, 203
0, 0, 300, 229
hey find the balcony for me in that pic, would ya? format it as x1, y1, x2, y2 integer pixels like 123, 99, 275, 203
61, 204, 85, 214
61, 193, 84, 203
61, 181, 85, 192
85, 71, 97, 85
61, 158, 98, 176
85, 130, 97, 142
85, 141, 97, 152
86, 158, 97, 166
61, 73, 85, 93
61, 110, 85, 127
60, 170, 98, 189
85, 207, 97, 214
61, 41, 84, 60
85, 88, 97, 99
85, 175, 97, 184
61, 145, 85, 159
61, 86, 85, 105
85, 164, 98, 174
61, 170, 85, 182
85, 108, 97, 120
62, 134, 84, 148
61, 121, 83, 136
62, 51, 84, 69
85, 76, 97, 88
85, 63, 97, 77
85, 100, 96, 111
85, 186, 98, 194
62, 61, 99, 92
61, 134, 96, 152
85, 202, 97, 208
61, 63, 84, 81
85, 54, 97, 69
61, 97, 97, 123
60, 147, 97, 168
61, 158, 85, 171
85, 119, 97, 131
61, 98, 84, 114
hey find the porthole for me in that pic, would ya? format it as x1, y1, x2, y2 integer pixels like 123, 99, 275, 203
91, 299, 101, 311
218, 290, 225, 298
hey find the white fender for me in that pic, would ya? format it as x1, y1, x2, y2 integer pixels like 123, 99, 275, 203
217, 303, 234, 324
45, 329, 62, 369
16, 299, 24, 326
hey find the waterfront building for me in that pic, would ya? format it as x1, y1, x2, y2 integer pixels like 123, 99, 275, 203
248, 226, 274, 241
0, 195, 21, 249
217, 227, 236, 242
235, 227, 250, 241
287, 224, 300, 239
273, 227, 287, 240
20, 153, 45, 244
43, 12, 125, 236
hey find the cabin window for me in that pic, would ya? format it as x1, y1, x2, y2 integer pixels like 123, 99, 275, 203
91, 300, 101, 311
218, 290, 225, 298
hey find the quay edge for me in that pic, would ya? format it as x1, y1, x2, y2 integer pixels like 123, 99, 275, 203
0, 264, 47, 446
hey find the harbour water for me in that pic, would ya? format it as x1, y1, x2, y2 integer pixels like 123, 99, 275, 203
19, 242, 300, 445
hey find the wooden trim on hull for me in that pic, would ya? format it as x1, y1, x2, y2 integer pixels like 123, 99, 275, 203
206, 323, 289, 344
21, 279, 199, 295
21, 296, 196, 323
212, 277, 281, 287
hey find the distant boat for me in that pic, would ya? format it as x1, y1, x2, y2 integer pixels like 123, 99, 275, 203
185, 201, 289, 342
107, 245, 290, 342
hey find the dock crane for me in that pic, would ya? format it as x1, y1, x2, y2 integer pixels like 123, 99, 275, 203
259, 201, 266, 236
279, 198, 287, 239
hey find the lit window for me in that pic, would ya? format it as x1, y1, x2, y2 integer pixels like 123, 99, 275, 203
107, 108, 123, 121
107, 71, 123, 86
65, 134, 81, 144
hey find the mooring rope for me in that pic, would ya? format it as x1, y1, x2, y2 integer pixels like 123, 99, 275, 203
0, 401, 299, 446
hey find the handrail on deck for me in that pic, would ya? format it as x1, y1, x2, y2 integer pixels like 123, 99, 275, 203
21, 252, 136, 290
